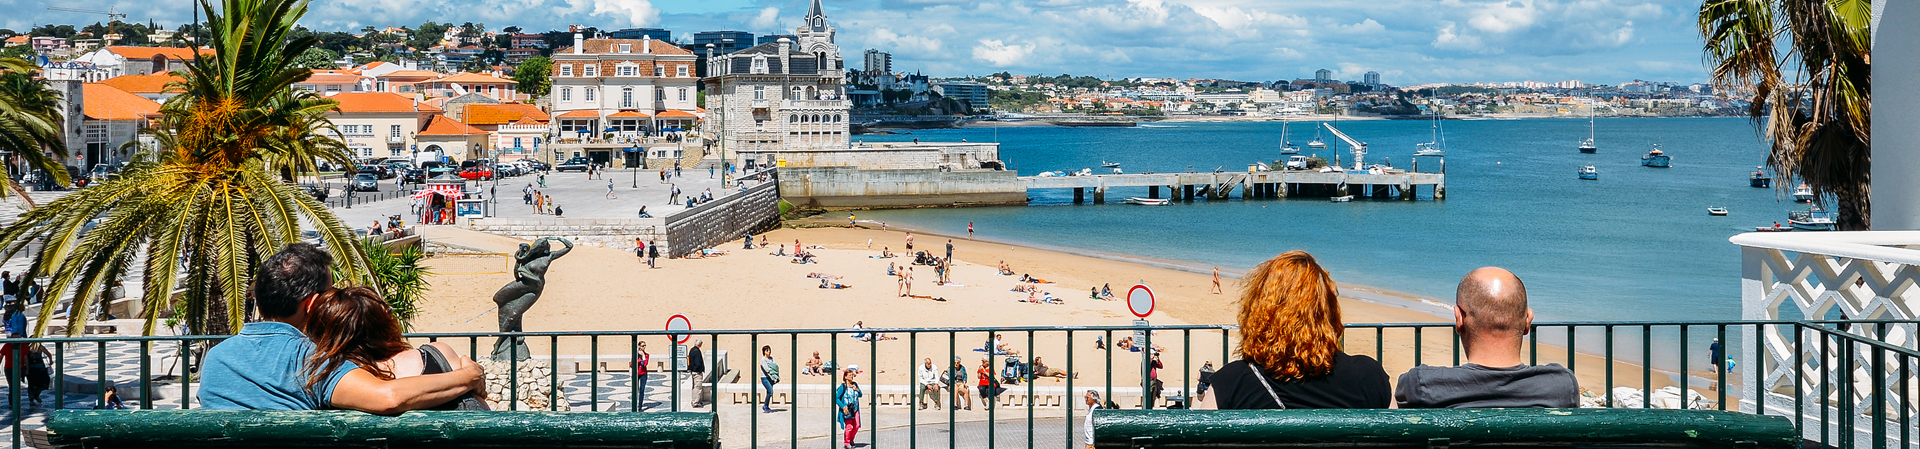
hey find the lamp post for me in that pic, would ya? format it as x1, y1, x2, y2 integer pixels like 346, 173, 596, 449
631, 144, 639, 188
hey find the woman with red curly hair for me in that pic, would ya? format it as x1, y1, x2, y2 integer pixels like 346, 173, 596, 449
1195, 251, 1390, 409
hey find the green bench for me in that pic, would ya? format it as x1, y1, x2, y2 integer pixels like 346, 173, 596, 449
1094, 409, 1798, 448
45, 410, 715, 449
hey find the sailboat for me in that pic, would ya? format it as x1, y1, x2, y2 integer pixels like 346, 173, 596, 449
1414, 109, 1446, 157
1280, 122, 1300, 154
1578, 106, 1597, 153
1307, 121, 1327, 149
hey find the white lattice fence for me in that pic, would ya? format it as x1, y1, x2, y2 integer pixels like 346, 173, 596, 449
1735, 232, 1920, 447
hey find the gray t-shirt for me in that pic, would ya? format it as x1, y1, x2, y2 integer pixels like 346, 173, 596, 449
1394, 363, 1579, 408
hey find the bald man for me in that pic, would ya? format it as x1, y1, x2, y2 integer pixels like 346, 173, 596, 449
1395, 267, 1579, 408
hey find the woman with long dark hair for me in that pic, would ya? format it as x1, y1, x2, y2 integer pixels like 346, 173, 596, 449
304, 287, 490, 410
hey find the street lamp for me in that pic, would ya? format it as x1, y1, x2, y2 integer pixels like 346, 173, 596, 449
631, 144, 639, 188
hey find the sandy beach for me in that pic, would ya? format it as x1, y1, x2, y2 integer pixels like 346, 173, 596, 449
408, 224, 1710, 402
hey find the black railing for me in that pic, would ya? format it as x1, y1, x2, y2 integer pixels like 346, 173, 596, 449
0, 320, 1911, 448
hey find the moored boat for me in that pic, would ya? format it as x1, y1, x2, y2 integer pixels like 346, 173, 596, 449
1330, 195, 1354, 202
1641, 144, 1671, 168
1578, 165, 1598, 180
1750, 167, 1772, 188
1125, 197, 1170, 206
1792, 184, 1814, 202
1788, 207, 1835, 231
1708, 207, 1729, 216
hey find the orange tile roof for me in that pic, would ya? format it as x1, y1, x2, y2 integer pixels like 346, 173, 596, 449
329, 92, 436, 113
429, 72, 516, 85
418, 114, 488, 136
5, 36, 27, 44
379, 70, 442, 79
97, 72, 182, 94
106, 46, 212, 60
464, 103, 550, 126
607, 111, 651, 118
300, 73, 365, 85
556, 110, 600, 118
81, 84, 161, 121
558, 39, 695, 56
510, 118, 543, 126
656, 110, 698, 119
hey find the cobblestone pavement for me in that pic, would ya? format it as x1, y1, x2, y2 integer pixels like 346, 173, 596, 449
327, 165, 763, 228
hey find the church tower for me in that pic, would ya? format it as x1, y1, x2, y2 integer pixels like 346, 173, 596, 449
796, 0, 842, 71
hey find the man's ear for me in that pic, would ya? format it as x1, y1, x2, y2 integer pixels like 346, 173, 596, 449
1452, 305, 1467, 328
1522, 308, 1535, 336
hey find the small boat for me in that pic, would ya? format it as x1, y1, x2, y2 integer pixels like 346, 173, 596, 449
1330, 195, 1354, 202
1708, 207, 1729, 216
1578, 107, 1597, 153
1750, 167, 1772, 188
1101, 161, 1121, 168
1788, 207, 1835, 231
1642, 144, 1671, 168
1307, 122, 1327, 148
1280, 122, 1300, 154
1792, 184, 1814, 202
1125, 197, 1170, 206
1414, 143, 1445, 157
1755, 224, 1793, 232
1414, 111, 1446, 157
1578, 165, 1598, 180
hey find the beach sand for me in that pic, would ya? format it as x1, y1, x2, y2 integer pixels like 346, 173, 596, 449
409, 225, 1712, 403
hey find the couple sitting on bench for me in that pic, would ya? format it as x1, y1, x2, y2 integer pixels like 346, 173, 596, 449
198, 243, 490, 413
1196, 251, 1576, 410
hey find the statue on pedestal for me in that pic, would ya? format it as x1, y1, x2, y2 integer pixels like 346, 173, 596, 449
491, 237, 573, 360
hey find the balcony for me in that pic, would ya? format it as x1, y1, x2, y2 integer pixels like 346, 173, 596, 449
751, 99, 769, 110
388, 135, 404, 144
786, 100, 848, 109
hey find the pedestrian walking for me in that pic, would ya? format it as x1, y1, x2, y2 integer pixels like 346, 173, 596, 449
647, 241, 660, 268
968, 221, 975, 239
635, 238, 646, 262
670, 184, 680, 204
633, 341, 652, 411
760, 346, 780, 413
606, 179, 617, 199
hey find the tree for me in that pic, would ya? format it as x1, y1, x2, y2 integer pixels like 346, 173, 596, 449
1700, 0, 1870, 229
292, 47, 339, 69
0, 0, 371, 336
0, 60, 73, 202
361, 239, 429, 330
513, 56, 551, 97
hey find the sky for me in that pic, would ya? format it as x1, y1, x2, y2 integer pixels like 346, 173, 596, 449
3, 0, 1717, 85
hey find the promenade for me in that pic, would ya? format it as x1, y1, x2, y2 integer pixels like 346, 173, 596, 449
327, 166, 748, 227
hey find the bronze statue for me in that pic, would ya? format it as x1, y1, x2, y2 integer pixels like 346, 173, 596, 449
492, 237, 573, 360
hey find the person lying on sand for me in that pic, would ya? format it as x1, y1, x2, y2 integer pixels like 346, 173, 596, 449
1031, 357, 1075, 380
808, 272, 843, 280
1019, 274, 1051, 283
819, 279, 851, 289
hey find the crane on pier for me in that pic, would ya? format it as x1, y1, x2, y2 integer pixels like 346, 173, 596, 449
47, 6, 129, 47
1322, 122, 1368, 171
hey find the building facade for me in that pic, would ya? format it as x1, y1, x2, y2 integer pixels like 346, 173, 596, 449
862, 49, 891, 74
325, 92, 440, 160
548, 35, 700, 139
934, 81, 988, 112
702, 0, 850, 156
609, 28, 672, 41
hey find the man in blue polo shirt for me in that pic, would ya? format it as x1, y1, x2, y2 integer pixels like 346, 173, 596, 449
199, 243, 484, 412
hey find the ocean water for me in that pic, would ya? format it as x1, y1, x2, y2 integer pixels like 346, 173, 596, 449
854, 117, 1799, 324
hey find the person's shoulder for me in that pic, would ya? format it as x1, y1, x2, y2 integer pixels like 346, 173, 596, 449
1334, 352, 1386, 372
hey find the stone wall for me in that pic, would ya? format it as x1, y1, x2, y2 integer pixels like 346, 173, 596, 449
662, 179, 781, 257
463, 217, 668, 252
778, 166, 1026, 209
737, 142, 1001, 170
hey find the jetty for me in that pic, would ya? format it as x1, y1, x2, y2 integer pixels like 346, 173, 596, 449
1021, 170, 1446, 203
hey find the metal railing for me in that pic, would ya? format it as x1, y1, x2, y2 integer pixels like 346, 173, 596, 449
0, 320, 1912, 448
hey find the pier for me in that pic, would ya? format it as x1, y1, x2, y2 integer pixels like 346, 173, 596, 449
1020, 170, 1446, 203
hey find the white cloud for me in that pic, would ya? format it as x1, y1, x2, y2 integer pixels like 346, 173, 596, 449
588, 0, 661, 27
972, 39, 1036, 66
748, 7, 784, 33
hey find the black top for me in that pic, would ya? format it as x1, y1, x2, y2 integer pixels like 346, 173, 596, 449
688, 348, 707, 375
1210, 352, 1391, 409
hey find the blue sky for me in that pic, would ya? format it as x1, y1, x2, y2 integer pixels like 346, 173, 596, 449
4, 0, 1715, 85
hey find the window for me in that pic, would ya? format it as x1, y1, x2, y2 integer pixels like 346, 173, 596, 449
753, 86, 764, 100
752, 58, 765, 74
655, 66, 664, 77
679, 88, 688, 101
621, 87, 634, 109
585, 88, 595, 102
618, 43, 631, 53
618, 65, 635, 77
390, 125, 402, 139
390, 147, 401, 156
560, 87, 572, 102
789, 115, 797, 123
361, 148, 374, 157
559, 64, 573, 77
584, 65, 597, 77
656, 87, 665, 104
677, 66, 688, 77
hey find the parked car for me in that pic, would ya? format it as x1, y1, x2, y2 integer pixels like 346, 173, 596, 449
357, 165, 391, 179
458, 166, 494, 180
299, 183, 329, 201
352, 173, 380, 191
88, 164, 119, 184
402, 169, 426, 184
555, 157, 591, 172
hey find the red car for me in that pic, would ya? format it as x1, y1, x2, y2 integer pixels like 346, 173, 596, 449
458, 167, 494, 180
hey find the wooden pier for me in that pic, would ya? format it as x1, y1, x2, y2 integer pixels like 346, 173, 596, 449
1019, 170, 1446, 203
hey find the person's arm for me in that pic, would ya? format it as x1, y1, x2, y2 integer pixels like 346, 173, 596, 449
330, 363, 482, 415
1193, 389, 1218, 410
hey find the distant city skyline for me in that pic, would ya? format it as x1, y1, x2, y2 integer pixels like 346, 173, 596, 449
7, 0, 1713, 85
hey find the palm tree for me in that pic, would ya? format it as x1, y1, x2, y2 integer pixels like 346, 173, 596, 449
361, 239, 429, 330
0, 0, 372, 336
0, 59, 73, 205
1699, 0, 1871, 229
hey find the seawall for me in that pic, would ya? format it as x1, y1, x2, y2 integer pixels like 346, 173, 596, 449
777, 166, 1027, 210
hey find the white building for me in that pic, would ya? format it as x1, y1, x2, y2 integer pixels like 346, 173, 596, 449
549, 32, 700, 138
703, 0, 850, 156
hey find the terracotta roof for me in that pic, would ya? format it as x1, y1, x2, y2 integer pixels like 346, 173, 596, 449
428, 72, 516, 85
656, 110, 699, 119
464, 103, 550, 126
106, 46, 212, 60
418, 114, 488, 136
97, 72, 182, 94
510, 118, 543, 126
300, 73, 365, 85
379, 70, 442, 79
607, 111, 651, 118
556, 110, 600, 118
81, 84, 161, 121
556, 38, 694, 56
5, 36, 27, 44
329, 92, 437, 113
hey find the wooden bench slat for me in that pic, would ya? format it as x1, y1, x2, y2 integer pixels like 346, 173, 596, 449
1094, 409, 1798, 449
46, 410, 715, 449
